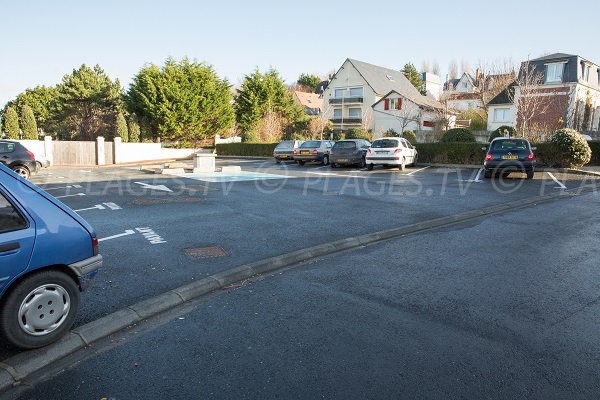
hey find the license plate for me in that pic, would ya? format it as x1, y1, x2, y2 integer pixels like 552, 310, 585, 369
337, 158, 348, 163
279, 155, 288, 159
375, 151, 388, 154
301, 150, 310, 154
502, 155, 518, 159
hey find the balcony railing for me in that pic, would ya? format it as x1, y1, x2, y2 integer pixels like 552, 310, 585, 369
330, 118, 362, 124
329, 97, 363, 104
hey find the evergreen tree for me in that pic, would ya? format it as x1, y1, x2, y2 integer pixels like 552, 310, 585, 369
4, 106, 20, 139
115, 111, 128, 142
297, 73, 321, 92
128, 115, 141, 142
20, 105, 38, 139
125, 58, 234, 143
235, 68, 305, 142
401, 63, 426, 95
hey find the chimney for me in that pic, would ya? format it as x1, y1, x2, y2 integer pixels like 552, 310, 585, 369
475, 68, 481, 84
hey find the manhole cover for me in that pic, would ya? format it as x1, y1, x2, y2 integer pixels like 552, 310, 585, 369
132, 196, 202, 205
183, 245, 228, 259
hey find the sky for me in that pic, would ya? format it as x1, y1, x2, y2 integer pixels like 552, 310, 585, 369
1, 0, 598, 107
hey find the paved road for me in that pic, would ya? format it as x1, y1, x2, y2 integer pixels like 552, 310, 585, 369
0, 160, 596, 361
7, 188, 600, 399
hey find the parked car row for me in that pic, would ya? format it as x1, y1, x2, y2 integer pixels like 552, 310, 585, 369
273, 137, 419, 171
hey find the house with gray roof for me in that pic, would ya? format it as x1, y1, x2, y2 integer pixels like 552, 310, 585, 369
486, 53, 600, 133
322, 58, 454, 138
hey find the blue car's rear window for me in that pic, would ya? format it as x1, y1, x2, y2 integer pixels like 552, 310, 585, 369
0, 190, 28, 233
492, 140, 529, 151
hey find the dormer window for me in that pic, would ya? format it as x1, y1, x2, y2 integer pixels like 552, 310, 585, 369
545, 63, 564, 84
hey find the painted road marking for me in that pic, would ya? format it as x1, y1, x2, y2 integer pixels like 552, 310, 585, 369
458, 168, 483, 183
136, 227, 166, 244
180, 171, 291, 183
55, 193, 86, 199
134, 182, 173, 192
74, 202, 122, 212
99, 230, 136, 242
547, 172, 567, 189
406, 166, 430, 176
304, 171, 367, 179
42, 184, 83, 191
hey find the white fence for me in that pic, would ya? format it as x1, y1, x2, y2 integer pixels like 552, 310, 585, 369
214, 135, 241, 145
17, 137, 199, 166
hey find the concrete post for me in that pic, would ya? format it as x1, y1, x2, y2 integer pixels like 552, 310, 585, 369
193, 153, 216, 173
96, 136, 106, 166
113, 137, 122, 164
43, 136, 53, 165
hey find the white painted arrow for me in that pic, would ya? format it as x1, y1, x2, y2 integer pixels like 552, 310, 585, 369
98, 230, 136, 242
56, 193, 86, 199
134, 182, 172, 192
43, 184, 83, 191
74, 204, 106, 212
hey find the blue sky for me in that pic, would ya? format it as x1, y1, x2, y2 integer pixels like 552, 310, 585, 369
1, 0, 598, 106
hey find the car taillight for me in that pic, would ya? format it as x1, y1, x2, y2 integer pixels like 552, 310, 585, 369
92, 236, 99, 256
393, 148, 402, 154
26, 150, 35, 159
525, 151, 535, 161
312, 150, 317, 154
367, 148, 372, 154
485, 152, 493, 161
293, 149, 298, 154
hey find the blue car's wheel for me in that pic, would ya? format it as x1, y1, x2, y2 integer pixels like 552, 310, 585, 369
0, 270, 80, 349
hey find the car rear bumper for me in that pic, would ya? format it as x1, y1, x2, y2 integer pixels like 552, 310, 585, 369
68, 254, 102, 291
366, 156, 402, 165
484, 160, 535, 172
331, 155, 362, 165
294, 154, 325, 162
274, 153, 294, 161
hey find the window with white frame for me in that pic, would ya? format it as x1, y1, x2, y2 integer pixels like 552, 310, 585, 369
334, 88, 346, 98
333, 108, 342, 119
348, 108, 362, 119
349, 87, 363, 98
582, 62, 590, 82
545, 63, 564, 83
493, 108, 510, 122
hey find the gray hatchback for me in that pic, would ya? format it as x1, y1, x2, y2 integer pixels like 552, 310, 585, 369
330, 139, 371, 168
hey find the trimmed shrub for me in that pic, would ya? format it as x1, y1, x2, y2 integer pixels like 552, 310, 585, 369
383, 128, 400, 137
345, 128, 371, 141
457, 109, 487, 130
489, 125, 516, 142
415, 143, 485, 165
441, 128, 476, 143
216, 143, 278, 157
587, 141, 600, 165
401, 130, 417, 144
549, 128, 591, 168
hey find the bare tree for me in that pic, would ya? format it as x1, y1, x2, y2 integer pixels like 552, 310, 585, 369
509, 60, 554, 138
473, 58, 516, 111
448, 60, 458, 80
361, 107, 374, 132
432, 60, 440, 75
460, 59, 471, 76
422, 60, 431, 73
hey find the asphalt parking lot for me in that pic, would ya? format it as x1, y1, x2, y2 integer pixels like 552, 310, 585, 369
6, 169, 600, 399
1, 158, 599, 396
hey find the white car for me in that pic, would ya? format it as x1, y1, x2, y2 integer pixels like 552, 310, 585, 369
365, 137, 417, 171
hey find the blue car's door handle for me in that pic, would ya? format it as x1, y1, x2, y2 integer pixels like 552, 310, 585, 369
0, 242, 20, 254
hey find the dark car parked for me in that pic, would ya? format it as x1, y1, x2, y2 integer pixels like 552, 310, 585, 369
330, 139, 371, 168
273, 140, 303, 164
483, 138, 536, 179
0, 140, 37, 179
293, 140, 335, 165
0, 163, 101, 348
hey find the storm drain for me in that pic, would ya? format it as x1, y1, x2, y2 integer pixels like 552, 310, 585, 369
184, 245, 228, 259
132, 196, 202, 205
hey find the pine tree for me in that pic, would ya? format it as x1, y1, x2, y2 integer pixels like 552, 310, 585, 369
115, 111, 128, 142
4, 106, 20, 139
401, 63, 426, 96
127, 115, 141, 143
20, 105, 38, 139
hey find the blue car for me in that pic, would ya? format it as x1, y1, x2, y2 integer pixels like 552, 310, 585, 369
0, 163, 101, 349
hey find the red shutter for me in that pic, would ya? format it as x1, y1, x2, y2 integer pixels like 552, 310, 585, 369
398, 98, 402, 110
384, 99, 389, 110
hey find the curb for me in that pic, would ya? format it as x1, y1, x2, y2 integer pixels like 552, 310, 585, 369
1, 183, 599, 392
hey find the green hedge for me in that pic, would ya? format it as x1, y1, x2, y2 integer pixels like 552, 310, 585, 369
415, 143, 485, 164
216, 143, 278, 157
535, 141, 599, 167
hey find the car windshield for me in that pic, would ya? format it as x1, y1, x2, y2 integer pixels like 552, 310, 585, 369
300, 141, 321, 148
492, 140, 529, 151
371, 139, 398, 148
333, 141, 357, 149
275, 141, 293, 149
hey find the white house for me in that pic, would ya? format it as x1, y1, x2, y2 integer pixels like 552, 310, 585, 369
322, 58, 453, 139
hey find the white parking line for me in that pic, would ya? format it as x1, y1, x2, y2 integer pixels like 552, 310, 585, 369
55, 193, 86, 199
98, 230, 136, 242
74, 204, 106, 212
304, 171, 367, 179
104, 202, 122, 210
406, 166, 430, 176
547, 172, 567, 189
